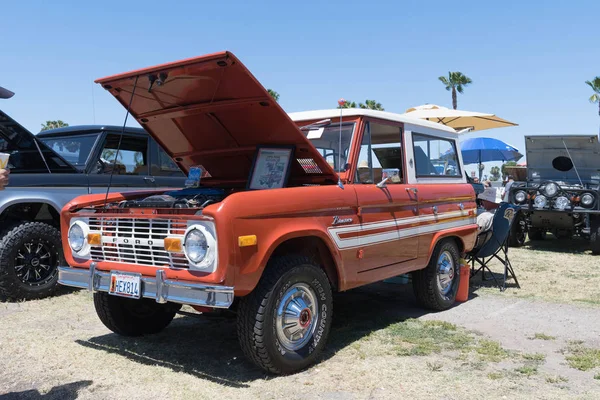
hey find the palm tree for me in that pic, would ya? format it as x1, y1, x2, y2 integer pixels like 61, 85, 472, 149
337, 100, 357, 109
438, 72, 473, 109
267, 89, 280, 102
585, 77, 600, 116
359, 100, 384, 111
40, 120, 69, 131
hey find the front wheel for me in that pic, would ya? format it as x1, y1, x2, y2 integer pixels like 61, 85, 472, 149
0, 222, 62, 301
93, 292, 180, 336
590, 216, 600, 255
412, 239, 460, 311
237, 255, 333, 374
508, 212, 527, 247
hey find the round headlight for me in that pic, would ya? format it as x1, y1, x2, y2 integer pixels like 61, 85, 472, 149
534, 195, 547, 208
554, 196, 570, 210
581, 193, 594, 207
184, 228, 208, 263
543, 182, 559, 197
515, 191, 527, 203
68, 223, 85, 252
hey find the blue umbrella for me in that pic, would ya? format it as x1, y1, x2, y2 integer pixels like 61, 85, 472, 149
444, 137, 523, 180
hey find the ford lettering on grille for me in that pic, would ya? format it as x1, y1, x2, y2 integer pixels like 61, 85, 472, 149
89, 217, 189, 268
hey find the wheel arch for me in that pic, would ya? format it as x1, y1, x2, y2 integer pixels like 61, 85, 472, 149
0, 200, 62, 228
425, 226, 476, 266
264, 231, 344, 292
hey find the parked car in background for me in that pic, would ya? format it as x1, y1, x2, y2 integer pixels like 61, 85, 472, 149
507, 135, 600, 252
0, 108, 186, 300
58, 51, 478, 374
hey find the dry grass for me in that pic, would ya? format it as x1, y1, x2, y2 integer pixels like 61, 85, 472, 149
0, 287, 595, 400
1, 237, 600, 399
470, 236, 600, 304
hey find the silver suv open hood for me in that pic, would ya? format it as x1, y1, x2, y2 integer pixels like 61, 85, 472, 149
525, 135, 600, 183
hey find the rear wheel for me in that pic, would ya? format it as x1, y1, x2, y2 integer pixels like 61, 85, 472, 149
528, 228, 545, 241
93, 292, 180, 336
412, 239, 460, 311
0, 222, 62, 301
590, 216, 600, 255
237, 255, 333, 374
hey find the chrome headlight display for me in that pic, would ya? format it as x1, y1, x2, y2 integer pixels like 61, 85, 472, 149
68, 219, 91, 258
554, 196, 570, 210
534, 195, 547, 208
68, 224, 85, 252
184, 223, 217, 271
542, 182, 559, 197
514, 190, 527, 204
581, 193, 595, 208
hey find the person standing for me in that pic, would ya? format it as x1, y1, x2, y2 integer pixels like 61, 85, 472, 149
0, 168, 9, 190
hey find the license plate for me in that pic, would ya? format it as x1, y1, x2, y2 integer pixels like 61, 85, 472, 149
109, 272, 141, 299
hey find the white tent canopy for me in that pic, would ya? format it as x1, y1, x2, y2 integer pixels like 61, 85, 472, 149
402, 104, 517, 133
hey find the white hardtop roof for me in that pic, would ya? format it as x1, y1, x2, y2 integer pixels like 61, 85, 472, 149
288, 108, 458, 135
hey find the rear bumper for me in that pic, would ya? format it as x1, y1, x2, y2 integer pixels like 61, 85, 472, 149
58, 265, 234, 308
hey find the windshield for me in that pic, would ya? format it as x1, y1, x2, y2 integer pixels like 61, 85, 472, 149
303, 123, 355, 171
39, 134, 99, 171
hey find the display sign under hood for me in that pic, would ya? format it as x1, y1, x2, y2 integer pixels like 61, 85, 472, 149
525, 135, 600, 183
95, 51, 338, 184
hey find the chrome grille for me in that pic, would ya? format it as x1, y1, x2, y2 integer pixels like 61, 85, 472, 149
88, 217, 189, 269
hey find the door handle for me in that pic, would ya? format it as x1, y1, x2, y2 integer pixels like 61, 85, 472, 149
144, 177, 156, 183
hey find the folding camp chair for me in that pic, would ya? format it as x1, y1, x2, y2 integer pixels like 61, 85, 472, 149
466, 202, 520, 291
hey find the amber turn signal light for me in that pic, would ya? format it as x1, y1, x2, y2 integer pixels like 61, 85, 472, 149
164, 237, 183, 252
238, 235, 257, 247
87, 233, 101, 246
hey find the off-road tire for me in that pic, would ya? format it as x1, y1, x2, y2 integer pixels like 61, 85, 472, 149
412, 239, 460, 311
590, 216, 600, 255
508, 212, 527, 247
0, 222, 62, 301
93, 292, 180, 336
237, 255, 333, 375
528, 228, 545, 241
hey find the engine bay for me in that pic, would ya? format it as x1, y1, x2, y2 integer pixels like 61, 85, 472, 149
117, 187, 230, 209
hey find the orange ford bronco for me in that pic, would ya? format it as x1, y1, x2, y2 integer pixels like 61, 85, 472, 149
58, 51, 478, 374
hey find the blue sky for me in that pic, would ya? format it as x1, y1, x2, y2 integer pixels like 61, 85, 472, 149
3, 0, 600, 178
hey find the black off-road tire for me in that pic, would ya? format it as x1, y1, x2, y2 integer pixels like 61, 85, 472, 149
0, 222, 63, 301
508, 212, 527, 247
528, 228, 545, 241
237, 255, 333, 375
412, 239, 460, 311
93, 292, 180, 336
590, 216, 600, 255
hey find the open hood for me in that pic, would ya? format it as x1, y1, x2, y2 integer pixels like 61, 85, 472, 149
525, 135, 600, 183
95, 51, 338, 184
0, 109, 78, 173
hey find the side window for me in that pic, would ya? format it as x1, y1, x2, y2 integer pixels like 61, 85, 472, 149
153, 145, 185, 177
355, 122, 403, 184
412, 133, 461, 177
96, 134, 149, 175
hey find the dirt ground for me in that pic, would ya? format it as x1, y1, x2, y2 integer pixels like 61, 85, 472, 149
1, 236, 600, 400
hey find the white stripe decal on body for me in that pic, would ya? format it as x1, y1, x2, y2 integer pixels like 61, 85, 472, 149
328, 210, 476, 250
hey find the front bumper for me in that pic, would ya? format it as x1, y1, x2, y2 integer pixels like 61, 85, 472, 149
58, 265, 234, 308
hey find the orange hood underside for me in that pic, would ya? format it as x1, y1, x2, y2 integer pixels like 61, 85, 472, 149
95, 51, 337, 184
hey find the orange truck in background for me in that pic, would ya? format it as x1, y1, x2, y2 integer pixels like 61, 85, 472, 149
58, 52, 478, 374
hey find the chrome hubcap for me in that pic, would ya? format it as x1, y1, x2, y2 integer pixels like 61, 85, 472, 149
436, 250, 455, 296
276, 283, 319, 351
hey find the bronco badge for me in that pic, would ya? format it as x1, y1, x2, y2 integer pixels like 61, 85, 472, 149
332, 216, 353, 225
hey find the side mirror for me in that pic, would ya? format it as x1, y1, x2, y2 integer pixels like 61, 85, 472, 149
376, 176, 390, 188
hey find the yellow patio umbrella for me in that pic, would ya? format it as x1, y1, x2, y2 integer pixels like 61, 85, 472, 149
403, 104, 517, 132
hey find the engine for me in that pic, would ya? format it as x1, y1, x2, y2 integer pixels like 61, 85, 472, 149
118, 188, 227, 209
